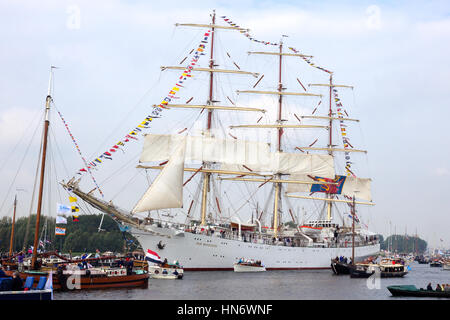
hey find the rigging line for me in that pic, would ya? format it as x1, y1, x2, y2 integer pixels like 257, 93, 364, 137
97, 151, 140, 186
0, 106, 43, 176
88, 29, 205, 161
49, 114, 72, 179
233, 181, 265, 215
22, 120, 44, 251
53, 104, 105, 198
110, 169, 142, 201
85, 75, 165, 160
48, 126, 65, 204
0, 109, 45, 215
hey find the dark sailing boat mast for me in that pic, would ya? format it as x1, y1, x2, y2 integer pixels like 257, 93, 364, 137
351, 196, 355, 265
31, 67, 54, 270
8, 195, 17, 257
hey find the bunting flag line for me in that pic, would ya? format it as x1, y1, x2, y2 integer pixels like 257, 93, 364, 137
332, 88, 356, 177
74, 30, 212, 180
57, 110, 105, 198
220, 15, 332, 74
287, 47, 333, 74
346, 213, 360, 223
220, 15, 279, 46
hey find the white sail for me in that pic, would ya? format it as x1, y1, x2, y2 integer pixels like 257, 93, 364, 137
285, 174, 372, 201
139, 134, 270, 165
342, 176, 372, 201
139, 134, 334, 177
132, 136, 186, 213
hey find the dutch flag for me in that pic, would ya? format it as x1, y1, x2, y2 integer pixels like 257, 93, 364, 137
145, 249, 162, 264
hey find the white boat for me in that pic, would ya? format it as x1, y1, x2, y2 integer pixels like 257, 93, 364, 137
443, 263, 450, 271
234, 259, 266, 272
148, 265, 183, 279
62, 10, 380, 271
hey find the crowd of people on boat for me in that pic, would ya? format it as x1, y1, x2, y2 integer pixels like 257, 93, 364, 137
0, 266, 26, 291
333, 256, 353, 265
237, 258, 263, 266
426, 283, 450, 292
182, 223, 379, 249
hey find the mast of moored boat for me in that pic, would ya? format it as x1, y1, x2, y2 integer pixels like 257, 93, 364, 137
351, 196, 355, 265
8, 195, 17, 257
31, 67, 54, 270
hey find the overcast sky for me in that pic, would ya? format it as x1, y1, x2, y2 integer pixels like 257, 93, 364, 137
1, 0, 449, 249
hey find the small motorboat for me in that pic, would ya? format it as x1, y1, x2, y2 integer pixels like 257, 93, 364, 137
430, 260, 443, 267
350, 258, 408, 278
442, 262, 450, 271
387, 285, 450, 298
148, 262, 183, 279
233, 259, 266, 272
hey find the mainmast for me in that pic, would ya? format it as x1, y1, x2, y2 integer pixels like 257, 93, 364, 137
200, 10, 216, 226
273, 39, 284, 238
31, 67, 54, 269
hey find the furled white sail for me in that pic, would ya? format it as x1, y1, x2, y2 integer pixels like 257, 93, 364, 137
139, 134, 334, 177
132, 136, 186, 213
139, 134, 271, 165
285, 175, 372, 201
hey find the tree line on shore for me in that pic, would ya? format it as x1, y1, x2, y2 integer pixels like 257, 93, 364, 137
379, 234, 427, 254
0, 214, 139, 255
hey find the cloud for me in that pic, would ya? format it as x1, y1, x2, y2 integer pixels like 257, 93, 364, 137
0, 107, 41, 147
434, 167, 450, 177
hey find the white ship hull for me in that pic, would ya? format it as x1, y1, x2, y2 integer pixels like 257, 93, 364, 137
132, 225, 380, 271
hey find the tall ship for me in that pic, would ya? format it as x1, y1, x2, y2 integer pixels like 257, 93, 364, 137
63, 11, 379, 270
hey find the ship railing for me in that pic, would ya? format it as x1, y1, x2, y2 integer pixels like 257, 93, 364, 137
142, 217, 379, 248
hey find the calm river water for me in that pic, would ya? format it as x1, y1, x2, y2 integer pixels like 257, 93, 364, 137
54, 262, 449, 300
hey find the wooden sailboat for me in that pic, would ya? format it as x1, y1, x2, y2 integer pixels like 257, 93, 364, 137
5, 68, 149, 291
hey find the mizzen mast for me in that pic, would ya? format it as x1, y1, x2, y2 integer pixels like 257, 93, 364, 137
308, 78, 354, 220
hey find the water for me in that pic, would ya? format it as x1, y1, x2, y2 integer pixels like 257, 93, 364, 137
54, 262, 450, 300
